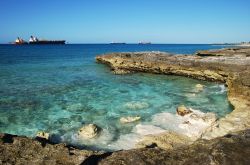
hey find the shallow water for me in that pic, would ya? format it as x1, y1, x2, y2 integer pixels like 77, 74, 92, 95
0, 44, 232, 151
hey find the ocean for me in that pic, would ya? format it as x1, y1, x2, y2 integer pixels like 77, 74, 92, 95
0, 44, 232, 151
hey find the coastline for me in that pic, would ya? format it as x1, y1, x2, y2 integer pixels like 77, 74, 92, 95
95, 47, 250, 140
1, 47, 250, 164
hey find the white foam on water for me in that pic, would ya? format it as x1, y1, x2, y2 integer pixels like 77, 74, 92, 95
108, 133, 141, 150
67, 128, 115, 149
219, 84, 227, 93
78, 109, 217, 150
152, 109, 217, 139
133, 124, 166, 136
107, 124, 167, 150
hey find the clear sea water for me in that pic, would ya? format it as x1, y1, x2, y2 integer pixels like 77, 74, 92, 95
0, 44, 232, 151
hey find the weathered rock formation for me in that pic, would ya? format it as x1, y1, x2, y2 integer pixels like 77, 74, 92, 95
196, 47, 250, 56
96, 47, 250, 139
176, 105, 193, 116
78, 124, 101, 139
98, 129, 250, 165
1, 130, 250, 164
0, 133, 100, 165
36, 131, 50, 140
136, 131, 192, 150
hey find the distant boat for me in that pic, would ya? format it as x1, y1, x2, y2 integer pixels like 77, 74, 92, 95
15, 37, 28, 44
29, 40, 65, 45
29, 36, 65, 44
110, 42, 126, 45
13, 36, 66, 45
139, 42, 151, 45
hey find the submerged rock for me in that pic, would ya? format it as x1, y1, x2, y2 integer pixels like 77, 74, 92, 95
124, 101, 149, 110
195, 83, 204, 91
113, 69, 131, 75
36, 131, 50, 140
120, 116, 141, 123
78, 124, 101, 139
176, 105, 193, 116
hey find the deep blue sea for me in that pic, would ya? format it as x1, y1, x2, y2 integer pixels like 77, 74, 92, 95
0, 44, 232, 151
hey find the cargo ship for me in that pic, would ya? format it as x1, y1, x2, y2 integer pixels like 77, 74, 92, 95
14, 36, 66, 45
15, 37, 28, 44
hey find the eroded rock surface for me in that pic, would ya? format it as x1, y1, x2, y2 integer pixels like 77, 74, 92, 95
0, 133, 100, 165
136, 131, 192, 150
78, 124, 101, 139
176, 105, 193, 116
98, 129, 250, 165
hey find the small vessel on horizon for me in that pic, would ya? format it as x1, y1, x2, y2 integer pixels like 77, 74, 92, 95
138, 41, 151, 45
110, 41, 126, 45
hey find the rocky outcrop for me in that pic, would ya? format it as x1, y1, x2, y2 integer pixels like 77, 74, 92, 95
96, 47, 250, 139
136, 131, 192, 150
0, 133, 100, 165
36, 131, 50, 140
196, 47, 250, 56
98, 129, 250, 165
1, 130, 250, 164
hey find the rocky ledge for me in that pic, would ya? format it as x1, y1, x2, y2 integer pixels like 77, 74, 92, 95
1, 130, 250, 164
96, 47, 250, 139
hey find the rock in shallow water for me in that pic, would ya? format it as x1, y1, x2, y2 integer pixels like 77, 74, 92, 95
176, 105, 193, 116
78, 124, 101, 139
36, 131, 50, 140
120, 116, 141, 123
195, 83, 205, 92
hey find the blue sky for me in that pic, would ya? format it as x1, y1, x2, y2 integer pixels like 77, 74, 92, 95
0, 0, 250, 43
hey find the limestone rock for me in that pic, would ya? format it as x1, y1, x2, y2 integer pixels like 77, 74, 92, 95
136, 131, 192, 150
120, 116, 141, 123
98, 130, 250, 165
78, 124, 101, 139
0, 133, 99, 165
113, 69, 131, 75
36, 131, 50, 140
176, 105, 193, 116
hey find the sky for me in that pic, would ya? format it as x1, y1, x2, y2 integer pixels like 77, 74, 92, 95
0, 0, 250, 44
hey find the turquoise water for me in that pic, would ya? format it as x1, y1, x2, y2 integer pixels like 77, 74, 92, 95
0, 44, 232, 151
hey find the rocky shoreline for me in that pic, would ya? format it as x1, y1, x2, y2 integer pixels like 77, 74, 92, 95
1, 47, 250, 164
96, 47, 250, 140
